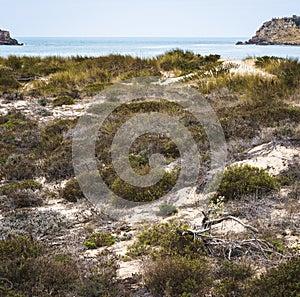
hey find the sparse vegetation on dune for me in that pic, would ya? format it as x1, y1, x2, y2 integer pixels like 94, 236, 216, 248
0, 51, 299, 296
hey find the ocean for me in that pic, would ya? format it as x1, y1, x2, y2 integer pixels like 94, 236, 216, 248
0, 37, 299, 60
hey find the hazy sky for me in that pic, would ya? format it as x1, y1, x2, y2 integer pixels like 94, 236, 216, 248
1, 0, 299, 37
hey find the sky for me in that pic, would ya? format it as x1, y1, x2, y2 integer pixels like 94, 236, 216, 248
1, 0, 299, 37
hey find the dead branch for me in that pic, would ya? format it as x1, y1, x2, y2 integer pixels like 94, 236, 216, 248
182, 211, 288, 260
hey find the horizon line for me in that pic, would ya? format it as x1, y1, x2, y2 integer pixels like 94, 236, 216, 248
14, 35, 248, 39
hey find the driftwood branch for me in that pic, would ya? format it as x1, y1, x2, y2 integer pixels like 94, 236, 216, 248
182, 210, 288, 260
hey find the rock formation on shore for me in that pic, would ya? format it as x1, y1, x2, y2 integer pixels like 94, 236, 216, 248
0, 29, 23, 45
237, 15, 300, 46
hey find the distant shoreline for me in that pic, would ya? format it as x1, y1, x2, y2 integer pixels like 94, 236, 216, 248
0, 37, 299, 60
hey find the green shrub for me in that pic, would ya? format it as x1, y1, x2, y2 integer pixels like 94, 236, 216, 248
0, 236, 79, 296
248, 257, 300, 297
78, 250, 126, 297
0, 66, 20, 92
110, 169, 179, 202
144, 255, 212, 297
157, 203, 178, 217
52, 95, 75, 107
0, 180, 43, 209
213, 260, 254, 296
127, 221, 204, 259
38, 118, 76, 155
84, 232, 116, 249
2, 154, 37, 181
43, 140, 74, 181
0, 235, 44, 261
60, 178, 85, 202
213, 164, 279, 202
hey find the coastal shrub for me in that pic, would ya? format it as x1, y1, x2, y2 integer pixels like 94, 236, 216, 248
127, 221, 204, 259
2, 153, 37, 181
0, 235, 79, 296
39, 118, 76, 154
156, 203, 178, 217
52, 95, 75, 107
0, 180, 43, 209
143, 255, 212, 297
78, 250, 128, 297
0, 66, 20, 92
110, 169, 179, 202
96, 100, 207, 203
247, 257, 300, 297
213, 260, 254, 296
42, 140, 74, 181
84, 232, 116, 249
60, 178, 85, 202
212, 164, 279, 202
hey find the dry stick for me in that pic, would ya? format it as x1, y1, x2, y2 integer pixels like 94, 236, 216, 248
205, 216, 259, 233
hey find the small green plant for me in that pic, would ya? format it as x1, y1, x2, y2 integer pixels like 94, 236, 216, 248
157, 203, 178, 217
84, 232, 116, 249
212, 164, 279, 202
52, 95, 75, 107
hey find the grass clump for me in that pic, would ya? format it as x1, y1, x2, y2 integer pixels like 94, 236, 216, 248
255, 56, 300, 93
84, 232, 116, 249
52, 95, 75, 107
156, 203, 178, 217
157, 49, 220, 74
212, 164, 279, 202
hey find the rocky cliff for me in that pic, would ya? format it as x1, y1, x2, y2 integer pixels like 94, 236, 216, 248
237, 15, 300, 46
0, 29, 22, 45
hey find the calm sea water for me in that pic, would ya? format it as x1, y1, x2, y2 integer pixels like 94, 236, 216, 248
0, 37, 299, 60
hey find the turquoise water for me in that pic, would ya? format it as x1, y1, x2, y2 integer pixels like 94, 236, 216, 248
0, 37, 299, 59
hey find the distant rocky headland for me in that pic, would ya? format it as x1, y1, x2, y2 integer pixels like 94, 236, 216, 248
237, 15, 300, 46
0, 29, 23, 45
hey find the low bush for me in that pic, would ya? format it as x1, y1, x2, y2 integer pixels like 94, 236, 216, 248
42, 140, 74, 181
0, 66, 20, 92
60, 178, 85, 202
84, 232, 116, 249
127, 221, 204, 259
247, 257, 300, 297
110, 169, 179, 202
144, 254, 212, 297
52, 95, 75, 107
0, 235, 79, 296
78, 250, 131, 297
213, 260, 254, 296
212, 164, 279, 202
0, 180, 43, 209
